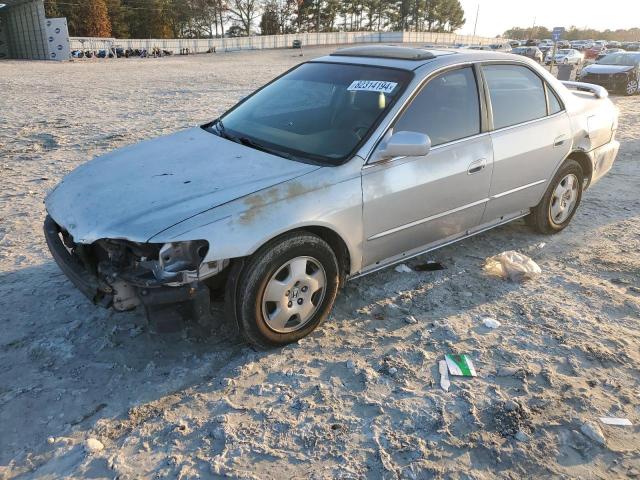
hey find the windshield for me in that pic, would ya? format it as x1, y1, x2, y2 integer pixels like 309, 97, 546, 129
558, 50, 571, 55
211, 62, 411, 165
597, 53, 640, 66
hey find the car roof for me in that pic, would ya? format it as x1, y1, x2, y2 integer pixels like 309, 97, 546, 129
312, 45, 521, 71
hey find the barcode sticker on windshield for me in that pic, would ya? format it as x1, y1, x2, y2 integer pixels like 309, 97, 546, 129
347, 80, 398, 94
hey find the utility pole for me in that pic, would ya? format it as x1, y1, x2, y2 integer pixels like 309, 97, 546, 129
530, 17, 536, 41
472, 4, 479, 43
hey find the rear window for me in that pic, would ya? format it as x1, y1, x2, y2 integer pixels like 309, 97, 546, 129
548, 87, 563, 115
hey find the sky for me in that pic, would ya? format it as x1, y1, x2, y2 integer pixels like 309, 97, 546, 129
458, 0, 640, 37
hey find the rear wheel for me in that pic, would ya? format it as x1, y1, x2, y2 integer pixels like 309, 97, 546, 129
625, 78, 639, 96
526, 159, 583, 234
232, 232, 340, 349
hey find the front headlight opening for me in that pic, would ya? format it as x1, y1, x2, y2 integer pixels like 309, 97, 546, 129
159, 240, 209, 273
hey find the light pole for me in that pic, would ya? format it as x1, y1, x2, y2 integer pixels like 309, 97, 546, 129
473, 3, 479, 43
530, 17, 536, 41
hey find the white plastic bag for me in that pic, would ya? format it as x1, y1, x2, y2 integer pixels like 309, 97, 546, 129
481, 317, 501, 329
483, 251, 541, 282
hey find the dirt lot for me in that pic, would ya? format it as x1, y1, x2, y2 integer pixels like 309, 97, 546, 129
1, 47, 639, 479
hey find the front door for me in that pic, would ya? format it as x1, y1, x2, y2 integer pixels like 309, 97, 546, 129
362, 66, 493, 268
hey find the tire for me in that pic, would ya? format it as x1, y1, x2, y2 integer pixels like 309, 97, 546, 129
232, 231, 340, 349
624, 78, 639, 96
526, 159, 584, 235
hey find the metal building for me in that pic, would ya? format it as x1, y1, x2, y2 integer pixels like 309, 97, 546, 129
0, 0, 63, 60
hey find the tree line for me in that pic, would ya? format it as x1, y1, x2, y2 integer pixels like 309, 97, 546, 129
504, 25, 640, 43
43, 0, 465, 39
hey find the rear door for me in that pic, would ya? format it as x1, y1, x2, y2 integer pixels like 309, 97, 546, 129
361, 66, 493, 267
480, 64, 572, 223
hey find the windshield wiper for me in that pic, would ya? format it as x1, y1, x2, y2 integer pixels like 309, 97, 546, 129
238, 137, 293, 160
210, 119, 293, 160
211, 119, 235, 141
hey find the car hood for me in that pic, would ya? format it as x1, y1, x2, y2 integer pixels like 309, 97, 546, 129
583, 64, 634, 75
45, 127, 320, 243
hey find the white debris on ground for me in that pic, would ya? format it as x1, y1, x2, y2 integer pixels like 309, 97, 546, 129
1, 47, 639, 479
481, 316, 501, 329
394, 263, 413, 273
484, 250, 543, 282
580, 421, 607, 446
83, 438, 104, 454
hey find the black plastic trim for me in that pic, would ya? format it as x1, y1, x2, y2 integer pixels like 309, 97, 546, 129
43, 215, 102, 304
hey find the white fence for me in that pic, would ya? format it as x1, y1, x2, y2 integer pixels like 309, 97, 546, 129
69, 31, 503, 54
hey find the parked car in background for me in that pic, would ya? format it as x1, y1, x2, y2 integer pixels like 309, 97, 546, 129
509, 40, 522, 48
489, 43, 512, 52
623, 42, 640, 52
585, 45, 607, 60
292, 39, 302, 49
539, 44, 554, 57
525, 39, 540, 46
580, 51, 640, 95
546, 49, 583, 65
571, 41, 594, 51
597, 48, 625, 62
44, 46, 621, 347
512, 46, 544, 63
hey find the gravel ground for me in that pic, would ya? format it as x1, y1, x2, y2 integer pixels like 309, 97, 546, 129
0, 47, 639, 479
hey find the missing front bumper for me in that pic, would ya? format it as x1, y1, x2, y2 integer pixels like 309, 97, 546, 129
44, 215, 216, 333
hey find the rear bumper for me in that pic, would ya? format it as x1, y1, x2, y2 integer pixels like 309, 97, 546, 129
589, 140, 620, 186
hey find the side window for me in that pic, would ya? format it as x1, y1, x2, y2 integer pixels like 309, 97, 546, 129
483, 65, 547, 129
394, 67, 480, 147
547, 86, 563, 114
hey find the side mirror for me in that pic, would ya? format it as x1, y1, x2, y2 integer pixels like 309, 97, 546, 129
372, 131, 431, 163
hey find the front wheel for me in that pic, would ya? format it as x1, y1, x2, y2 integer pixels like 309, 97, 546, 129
232, 232, 340, 348
526, 159, 584, 235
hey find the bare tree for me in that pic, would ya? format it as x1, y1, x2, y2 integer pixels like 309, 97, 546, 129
227, 0, 260, 35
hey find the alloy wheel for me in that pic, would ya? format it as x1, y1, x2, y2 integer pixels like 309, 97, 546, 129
549, 174, 579, 226
261, 256, 327, 333
626, 80, 639, 95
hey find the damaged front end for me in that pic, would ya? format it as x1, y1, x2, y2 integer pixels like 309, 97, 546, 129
44, 215, 228, 332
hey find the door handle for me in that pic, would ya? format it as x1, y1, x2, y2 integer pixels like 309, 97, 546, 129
554, 135, 568, 147
468, 158, 487, 175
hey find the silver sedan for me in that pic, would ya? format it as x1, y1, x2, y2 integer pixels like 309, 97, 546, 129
45, 46, 620, 347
